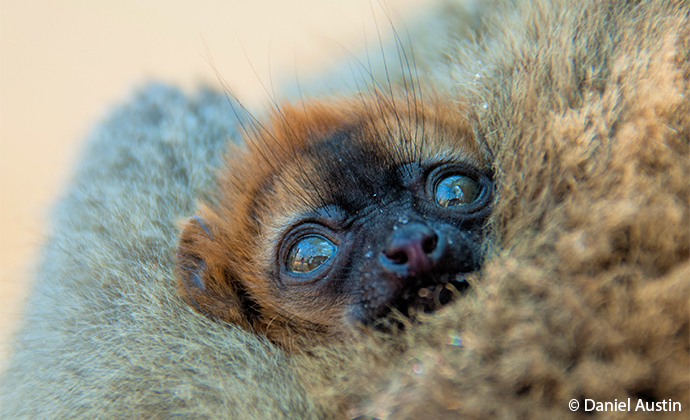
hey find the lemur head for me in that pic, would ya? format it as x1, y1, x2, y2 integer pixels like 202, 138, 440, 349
177, 93, 493, 348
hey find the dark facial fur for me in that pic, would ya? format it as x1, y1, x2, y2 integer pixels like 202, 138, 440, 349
176, 91, 493, 348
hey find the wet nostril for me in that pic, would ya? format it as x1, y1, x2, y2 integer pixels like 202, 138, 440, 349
421, 234, 438, 254
384, 250, 408, 265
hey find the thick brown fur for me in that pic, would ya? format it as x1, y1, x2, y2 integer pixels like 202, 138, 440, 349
177, 93, 492, 349
1, 0, 688, 419
300, 0, 690, 418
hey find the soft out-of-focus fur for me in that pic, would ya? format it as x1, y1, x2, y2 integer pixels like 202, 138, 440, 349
1, 0, 687, 419
0, 88, 327, 418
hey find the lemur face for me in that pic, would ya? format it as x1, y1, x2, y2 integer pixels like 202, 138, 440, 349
177, 93, 493, 348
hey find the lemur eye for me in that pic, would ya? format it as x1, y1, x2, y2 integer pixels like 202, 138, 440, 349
286, 235, 337, 273
435, 175, 480, 207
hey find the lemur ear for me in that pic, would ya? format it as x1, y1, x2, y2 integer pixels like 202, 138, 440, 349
176, 215, 258, 330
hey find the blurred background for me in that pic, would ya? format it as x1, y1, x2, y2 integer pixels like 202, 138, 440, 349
0, 0, 438, 363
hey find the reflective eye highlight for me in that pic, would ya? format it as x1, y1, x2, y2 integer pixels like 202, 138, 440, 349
286, 235, 337, 274
435, 175, 480, 207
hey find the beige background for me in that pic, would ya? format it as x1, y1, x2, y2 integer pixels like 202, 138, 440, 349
0, 0, 436, 363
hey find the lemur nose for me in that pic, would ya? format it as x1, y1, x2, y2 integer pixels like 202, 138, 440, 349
381, 223, 441, 276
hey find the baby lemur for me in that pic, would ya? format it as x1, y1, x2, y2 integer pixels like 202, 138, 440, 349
177, 90, 493, 347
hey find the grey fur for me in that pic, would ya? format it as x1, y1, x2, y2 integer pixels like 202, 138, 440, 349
0, 85, 323, 419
